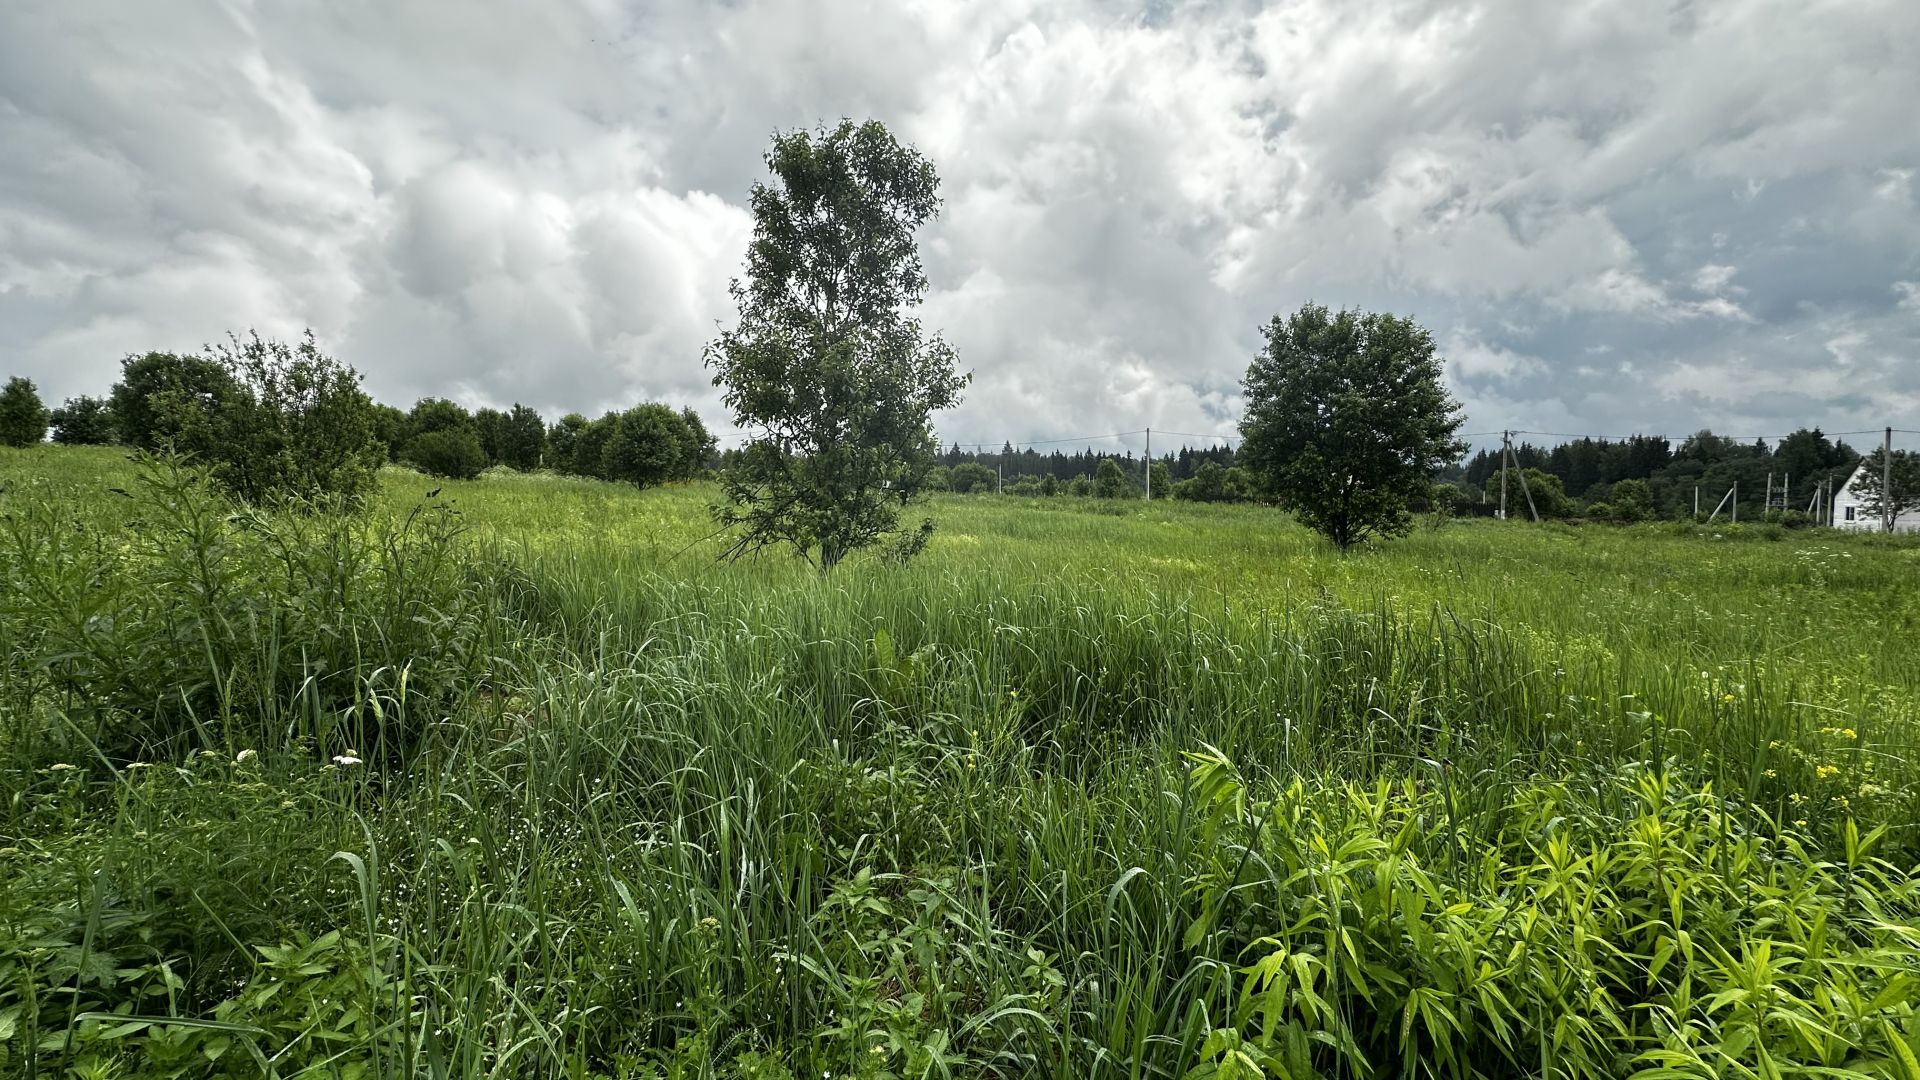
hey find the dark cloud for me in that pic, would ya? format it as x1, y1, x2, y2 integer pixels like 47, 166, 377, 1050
1, 0, 1915, 452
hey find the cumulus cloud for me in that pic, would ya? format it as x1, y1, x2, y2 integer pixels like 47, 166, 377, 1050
1, 0, 1917, 449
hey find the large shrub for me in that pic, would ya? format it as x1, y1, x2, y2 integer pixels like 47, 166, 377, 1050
109, 352, 238, 450
402, 428, 488, 479
143, 332, 385, 505
602, 403, 697, 488
50, 394, 119, 444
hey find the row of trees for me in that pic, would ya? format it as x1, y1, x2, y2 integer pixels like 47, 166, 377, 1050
1, 342, 717, 500
1449, 428, 1875, 521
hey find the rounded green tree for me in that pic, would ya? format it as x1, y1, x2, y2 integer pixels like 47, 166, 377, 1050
1239, 304, 1466, 548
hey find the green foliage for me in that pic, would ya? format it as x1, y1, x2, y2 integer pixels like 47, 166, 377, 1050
473, 406, 510, 466
1240, 304, 1466, 547
1517, 466, 1577, 518
0, 455, 497, 760
547, 412, 589, 473
1094, 458, 1138, 498
369, 402, 407, 461
1148, 460, 1171, 497
707, 119, 969, 570
405, 396, 473, 439
602, 403, 708, 488
51, 395, 117, 445
158, 330, 385, 505
109, 352, 237, 450
1612, 477, 1655, 520
948, 462, 994, 493
402, 427, 488, 479
0, 377, 51, 447
1184, 754, 1920, 1080
571, 412, 619, 480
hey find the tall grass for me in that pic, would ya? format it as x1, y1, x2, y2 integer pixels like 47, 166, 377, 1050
3, 446, 1919, 1078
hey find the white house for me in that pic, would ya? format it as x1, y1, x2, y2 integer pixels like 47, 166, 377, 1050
1830, 463, 1920, 532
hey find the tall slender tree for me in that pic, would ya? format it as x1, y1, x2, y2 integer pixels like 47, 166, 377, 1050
706, 120, 968, 570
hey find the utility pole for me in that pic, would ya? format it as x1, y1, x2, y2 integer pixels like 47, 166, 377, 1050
997, 462, 1003, 496
1501, 432, 1539, 522
1731, 481, 1737, 524
1499, 430, 1510, 520
1694, 486, 1700, 519
1885, 426, 1895, 533
1144, 427, 1151, 501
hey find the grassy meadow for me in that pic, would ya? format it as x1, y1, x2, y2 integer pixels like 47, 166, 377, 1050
5, 444, 1920, 1079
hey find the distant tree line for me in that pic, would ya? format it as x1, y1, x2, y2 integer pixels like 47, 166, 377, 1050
1445, 429, 1869, 522
1, 341, 718, 499
909, 442, 1257, 502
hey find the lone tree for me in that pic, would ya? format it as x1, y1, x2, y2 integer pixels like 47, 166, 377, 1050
0, 377, 51, 447
707, 119, 968, 570
1852, 447, 1920, 531
1239, 303, 1466, 548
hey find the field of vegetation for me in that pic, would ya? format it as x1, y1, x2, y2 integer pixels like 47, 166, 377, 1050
6, 444, 1920, 1078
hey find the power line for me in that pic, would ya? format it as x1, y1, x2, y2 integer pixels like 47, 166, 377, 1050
1506, 428, 1888, 443
1153, 428, 1238, 442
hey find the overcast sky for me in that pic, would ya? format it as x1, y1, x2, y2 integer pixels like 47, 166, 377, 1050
3, 0, 1917, 455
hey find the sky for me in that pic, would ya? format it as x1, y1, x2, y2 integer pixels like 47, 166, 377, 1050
2, 0, 1917, 457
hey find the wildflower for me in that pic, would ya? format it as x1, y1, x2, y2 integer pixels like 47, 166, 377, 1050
1789, 793, 1806, 804
1763, 769, 1776, 778
333, 754, 363, 767
1841, 728, 1857, 740
126, 762, 151, 770
235, 749, 257, 764
1793, 819, 1809, 828
280, 800, 296, 809
1768, 740, 1782, 750
48, 763, 77, 772
1815, 764, 1839, 780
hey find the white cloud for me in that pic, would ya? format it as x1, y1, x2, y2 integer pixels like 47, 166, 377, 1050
1, 0, 1917, 441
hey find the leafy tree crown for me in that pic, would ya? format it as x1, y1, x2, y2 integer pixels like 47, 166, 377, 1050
1238, 304, 1466, 548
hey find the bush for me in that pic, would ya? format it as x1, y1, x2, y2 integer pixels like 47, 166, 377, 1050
109, 352, 237, 450
1585, 501, 1615, 522
0, 456, 498, 760
601, 403, 710, 488
1514, 467, 1576, 518
50, 395, 117, 445
402, 428, 488, 480
0, 376, 50, 447
1610, 478, 1655, 520
1094, 459, 1138, 499
1177, 461, 1232, 503
949, 462, 995, 494
142, 332, 386, 505
1065, 476, 1094, 497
